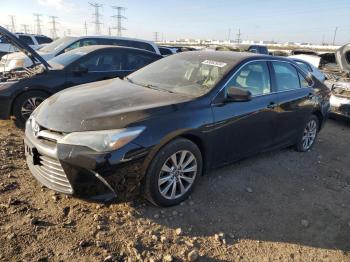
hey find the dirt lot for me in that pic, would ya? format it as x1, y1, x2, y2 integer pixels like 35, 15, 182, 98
0, 118, 349, 262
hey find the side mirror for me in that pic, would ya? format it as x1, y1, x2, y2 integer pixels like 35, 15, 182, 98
226, 86, 252, 102
72, 65, 88, 75
306, 72, 314, 86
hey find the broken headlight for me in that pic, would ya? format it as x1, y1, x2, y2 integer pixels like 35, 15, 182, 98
58, 127, 145, 152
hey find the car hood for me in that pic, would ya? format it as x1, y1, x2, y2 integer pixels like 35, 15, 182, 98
0, 26, 50, 70
34, 78, 194, 132
336, 43, 350, 72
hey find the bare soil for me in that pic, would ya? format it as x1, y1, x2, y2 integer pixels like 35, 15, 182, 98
0, 119, 349, 262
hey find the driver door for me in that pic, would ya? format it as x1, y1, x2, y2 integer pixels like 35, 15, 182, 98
211, 61, 279, 165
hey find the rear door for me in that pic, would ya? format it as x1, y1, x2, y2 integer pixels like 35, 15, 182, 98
270, 61, 314, 147
211, 60, 279, 165
122, 50, 160, 76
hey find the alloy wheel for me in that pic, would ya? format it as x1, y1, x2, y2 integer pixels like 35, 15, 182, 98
158, 150, 197, 200
302, 119, 317, 150
21, 97, 44, 120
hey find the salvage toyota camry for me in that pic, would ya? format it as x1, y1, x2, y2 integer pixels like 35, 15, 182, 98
24, 51, 330, 206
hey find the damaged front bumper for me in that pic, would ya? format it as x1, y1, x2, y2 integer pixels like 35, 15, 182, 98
24, 120, 150, 202
329, 81, 350, 119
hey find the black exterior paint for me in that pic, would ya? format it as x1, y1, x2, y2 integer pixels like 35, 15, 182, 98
25, 52, 330, 201
0, 46, 162, 119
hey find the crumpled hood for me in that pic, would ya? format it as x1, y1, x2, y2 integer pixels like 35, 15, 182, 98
34, 78, 193, 132
336, 43, 350, 72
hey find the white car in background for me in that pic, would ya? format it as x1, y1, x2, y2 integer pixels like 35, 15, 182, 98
0, 35, 160, 72
0, 33, 52, 58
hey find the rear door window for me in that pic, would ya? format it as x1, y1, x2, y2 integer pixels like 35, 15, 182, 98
272, 62, 300, 91
104, 39, 156, 53
125, 51, 158, 70
78, 51, 123, 72
296, 61, 312, 72
18, 35, 34, 45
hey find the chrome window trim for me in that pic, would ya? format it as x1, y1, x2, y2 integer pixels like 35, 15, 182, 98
212, 59, 314, 102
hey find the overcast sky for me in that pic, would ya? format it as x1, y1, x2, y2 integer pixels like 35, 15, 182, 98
0, 0, 349, 44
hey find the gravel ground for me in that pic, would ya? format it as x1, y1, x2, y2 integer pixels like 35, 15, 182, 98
0, 118, 349, 262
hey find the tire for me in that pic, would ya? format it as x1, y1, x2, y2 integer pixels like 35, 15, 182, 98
13, 91, 48, 128
295, 115, 319, 152
144, 138, 202, 207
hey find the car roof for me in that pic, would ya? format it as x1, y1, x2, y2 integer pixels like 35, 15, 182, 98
64, 45, 161, 56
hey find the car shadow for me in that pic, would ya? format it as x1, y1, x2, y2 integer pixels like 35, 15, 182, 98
130, 120, 350, 252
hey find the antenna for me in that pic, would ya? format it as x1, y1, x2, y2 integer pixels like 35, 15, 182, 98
111, 6, 126, 36
89, 2, 103, 35
33, 13, 42, 35
21, 24, 30, 34
49, 16, 59, 39
153, 32, 160, 42
9, 15, 16, 32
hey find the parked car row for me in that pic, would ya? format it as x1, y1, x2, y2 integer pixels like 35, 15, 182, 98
0, 26, 331, 207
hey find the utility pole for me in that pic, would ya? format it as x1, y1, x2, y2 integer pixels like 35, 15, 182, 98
228, 28, 231, 42
21, 24, 30, 34
33, 13, 42, 35
153, 32, 160, 42
89, 2, 103, 35
332, 26, 338, 46
84, 21, 88, 36
108, 26, 112, 36
236, 28, 241, 44
9, 15, 16, 32
49, 16, 59, 39
111, 6, 126, 37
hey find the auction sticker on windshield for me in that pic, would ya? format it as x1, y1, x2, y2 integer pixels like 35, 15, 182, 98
202, 60, 227, 67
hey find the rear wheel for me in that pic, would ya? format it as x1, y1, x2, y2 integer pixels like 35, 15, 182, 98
144, 138, 202, 206
295, 115, 319, 152
13, 91, 48, 128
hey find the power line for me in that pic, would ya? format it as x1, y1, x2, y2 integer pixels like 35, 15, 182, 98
89, 2, 103, 35
9, 15, 16, 32
33, 13, 42, 35
111, 6, 126, 37
49, 16, 59, 39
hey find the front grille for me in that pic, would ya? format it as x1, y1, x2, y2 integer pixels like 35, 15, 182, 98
25, 119, 73, 194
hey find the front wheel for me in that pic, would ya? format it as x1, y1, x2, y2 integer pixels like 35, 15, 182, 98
295, 115, 319, 152
144, 138, 202, 207
13, 91, 48, 128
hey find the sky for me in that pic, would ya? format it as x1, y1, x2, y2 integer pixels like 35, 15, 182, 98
0, 0, 349, 44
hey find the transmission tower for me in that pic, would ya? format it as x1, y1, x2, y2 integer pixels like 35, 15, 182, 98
111, 6, 126, 37
49, 16, 59, 39
89, 2, 103, 35
236, 28, 242, 44
9, 15, 16, 32
21, 24, 30, 34
33, 13, 42, 35
153, 32, 160, 42
84, 21, 88, 36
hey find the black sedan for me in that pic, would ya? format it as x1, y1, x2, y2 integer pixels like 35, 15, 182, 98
0, 44, 161, 126
24, 51, 330, 206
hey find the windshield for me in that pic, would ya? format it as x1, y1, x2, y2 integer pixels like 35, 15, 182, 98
127, 53, 234, 96
48, 50, 86, 68
39, 37, 75, 53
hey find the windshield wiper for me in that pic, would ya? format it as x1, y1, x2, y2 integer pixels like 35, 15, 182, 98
124, 77, 175, 94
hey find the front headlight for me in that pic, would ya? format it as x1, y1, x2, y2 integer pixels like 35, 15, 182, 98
8, 59, 25, 68
58, 127, 145, 152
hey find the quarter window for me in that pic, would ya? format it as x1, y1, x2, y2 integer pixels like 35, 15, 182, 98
272, 62, 300, 91
35, 36, 53, 44
296, 61, 312, 72
227, 61, 271, 96
298, 72, 311, 88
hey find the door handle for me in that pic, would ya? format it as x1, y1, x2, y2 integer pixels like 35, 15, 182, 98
267, 102, 277, 109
